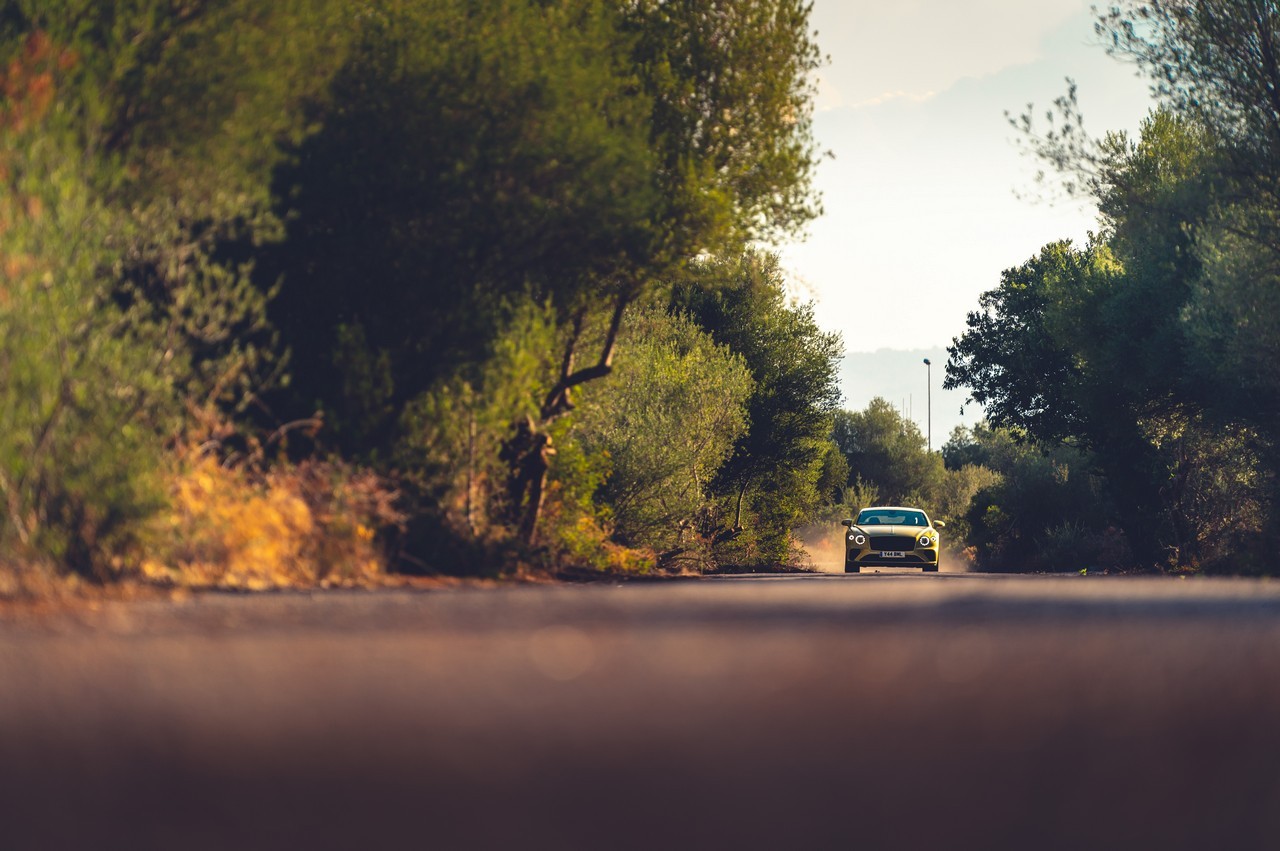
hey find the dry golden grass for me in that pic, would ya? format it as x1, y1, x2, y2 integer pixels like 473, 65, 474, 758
139, 451, 405, 591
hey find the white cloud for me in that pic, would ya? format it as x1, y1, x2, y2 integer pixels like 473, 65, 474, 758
782, 2, 1151, 354
850, 90, 938, 110
812, 0, 1090, 107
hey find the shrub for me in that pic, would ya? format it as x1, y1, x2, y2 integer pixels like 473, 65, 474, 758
0, 36, 172, 576
569, 306, 752, 561
140, 450, 404, 590
1032, 522, 1132, 573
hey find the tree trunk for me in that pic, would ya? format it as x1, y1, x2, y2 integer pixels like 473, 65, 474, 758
504, 293, 632, 547
465, 410, 477, 535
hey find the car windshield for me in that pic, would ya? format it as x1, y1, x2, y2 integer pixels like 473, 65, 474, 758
857, 509, 927, 527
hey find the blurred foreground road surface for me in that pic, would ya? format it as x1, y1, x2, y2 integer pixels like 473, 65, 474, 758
3, 573, 1280, 850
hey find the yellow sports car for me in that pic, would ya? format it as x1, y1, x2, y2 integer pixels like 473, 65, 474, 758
841, 506, 944, 573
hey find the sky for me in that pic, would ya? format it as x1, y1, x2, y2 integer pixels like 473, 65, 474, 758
780, 0, 1156, 438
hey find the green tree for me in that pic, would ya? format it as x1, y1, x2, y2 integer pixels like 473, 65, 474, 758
620, 0, 825, 250
569, 307, 752, 563
932, 462, 1002, 548
262, 0, 827, 552
4, 0, 348, 217
1, 2, 356, 428
827, 402, 991, 543
266, 0, 662, 448
943, 426, 1124, 573
1098, 0, 1280, 193
832, 400, 945, 506
944, 240, 1105, 443
974, 3, 1280, 572
673, 251, 843, 566
1026, 7, 1280, 447
0, 35, 169, 573
954, 108, 1271, 569
1095, 6, 1280, 566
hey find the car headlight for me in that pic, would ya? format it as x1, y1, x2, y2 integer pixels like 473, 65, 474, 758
848, 533, 866, 545
918, 533, 934, 547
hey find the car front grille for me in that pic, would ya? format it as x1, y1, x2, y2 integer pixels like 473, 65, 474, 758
869, 535, 917, 551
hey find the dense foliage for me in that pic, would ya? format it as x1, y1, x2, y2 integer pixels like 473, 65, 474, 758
947, 1, 1280, 572
568, 307, 753, 565
672, 252, 844, 566
0, 0, 831, 583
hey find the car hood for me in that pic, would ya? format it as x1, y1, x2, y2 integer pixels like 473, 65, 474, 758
853, 525, 931, 537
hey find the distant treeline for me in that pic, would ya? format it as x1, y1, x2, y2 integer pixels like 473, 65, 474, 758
826, 402, 1125, 574
0, 0, 847, 586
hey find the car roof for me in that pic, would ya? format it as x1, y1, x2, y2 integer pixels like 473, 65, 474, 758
860, 506, 926, 513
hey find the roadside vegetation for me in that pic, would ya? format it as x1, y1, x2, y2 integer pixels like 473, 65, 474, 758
823, 402, 1128, 574
0, 0, 845, 594
943, 1, 1280, 573
6, 1, 1280, 592
827, 2, 1280, 575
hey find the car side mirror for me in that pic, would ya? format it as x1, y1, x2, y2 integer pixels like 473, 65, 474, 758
840, 518, 854, 527
934, 520, 946, 529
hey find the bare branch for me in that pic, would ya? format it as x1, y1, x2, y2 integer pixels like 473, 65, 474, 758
541, 294, 631, 420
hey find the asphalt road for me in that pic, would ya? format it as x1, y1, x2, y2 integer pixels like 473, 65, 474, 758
3, 573, 1280, 850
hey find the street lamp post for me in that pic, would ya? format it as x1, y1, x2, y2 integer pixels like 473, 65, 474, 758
923, 358, 932, 452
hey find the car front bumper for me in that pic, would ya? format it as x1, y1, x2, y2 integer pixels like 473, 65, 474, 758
846, 548, 938, 568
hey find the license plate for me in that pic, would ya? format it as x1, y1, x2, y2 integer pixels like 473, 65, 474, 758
879, 551, 906, 559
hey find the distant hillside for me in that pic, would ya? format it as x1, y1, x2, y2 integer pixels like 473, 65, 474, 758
840, 348, 984, 447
